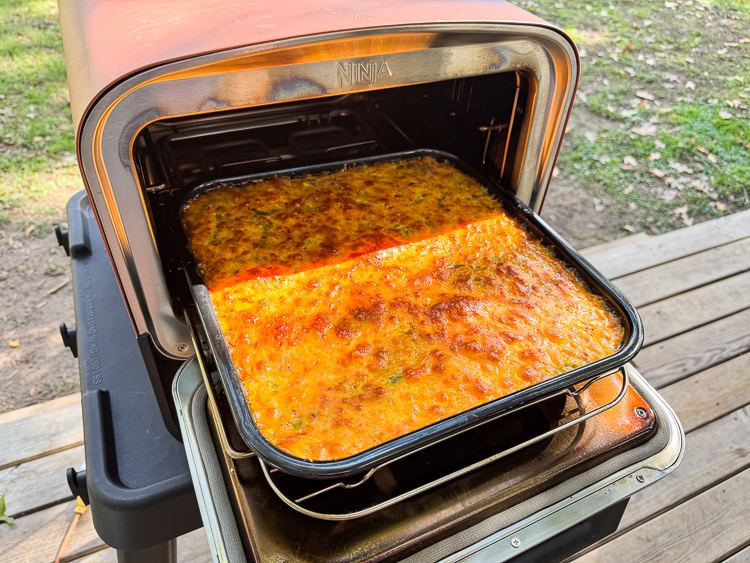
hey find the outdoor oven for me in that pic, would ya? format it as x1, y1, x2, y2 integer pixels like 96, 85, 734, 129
56, 1, 684, 561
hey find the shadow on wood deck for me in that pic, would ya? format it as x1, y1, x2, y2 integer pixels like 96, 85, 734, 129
2, 209, 750, 562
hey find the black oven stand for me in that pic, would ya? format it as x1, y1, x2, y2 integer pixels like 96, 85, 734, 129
58, 192, 669, 563
59, 192, 202, 562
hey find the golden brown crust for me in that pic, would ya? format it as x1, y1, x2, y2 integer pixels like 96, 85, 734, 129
182, 158, 504, 290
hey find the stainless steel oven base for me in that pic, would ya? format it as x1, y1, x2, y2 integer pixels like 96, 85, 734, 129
174, 361, 683, 563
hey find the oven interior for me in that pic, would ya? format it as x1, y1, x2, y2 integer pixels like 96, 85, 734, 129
132, 71, 528, 321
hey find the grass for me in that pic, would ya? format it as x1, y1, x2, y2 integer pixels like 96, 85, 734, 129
0, 0, 748, 238
0, 0, 81, 224
523, 0, 750, 233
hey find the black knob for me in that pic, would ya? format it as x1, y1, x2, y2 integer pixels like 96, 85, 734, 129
66, 467, 89, 505
59, 323, 78, 358
55, 225, 70, 256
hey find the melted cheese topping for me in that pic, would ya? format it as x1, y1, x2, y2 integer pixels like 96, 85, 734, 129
182, 158, 504, 290
207, 216, 624, 461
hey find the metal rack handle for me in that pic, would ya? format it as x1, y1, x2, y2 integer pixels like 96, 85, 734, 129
260, 368, 630, 521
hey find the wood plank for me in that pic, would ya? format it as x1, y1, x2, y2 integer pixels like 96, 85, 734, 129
633, 308, 750, 389
639, 271, 750, 346
0, 445, 83, 518
619, 405, 750, 531
0, 500, 106, 563
0, 393, 80, 426
584, 209, 750, 279
614, 237, 750, 308
724, 544, 750, 563
580, 232, 650, 258
659, 353, 750, 433
73, 529, 210, 563
74, 548, 116, 563
0, 402, 83, 471
178, 528, 212, 563
575, 467, 750, 563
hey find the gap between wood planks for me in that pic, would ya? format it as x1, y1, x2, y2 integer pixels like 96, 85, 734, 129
633, 307, 750, 390
722, 542, 750, 563
612, 237, 750, 309
584, 209, 750, 280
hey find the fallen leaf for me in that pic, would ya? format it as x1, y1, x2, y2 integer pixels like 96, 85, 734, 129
632, 124, 658, 136
8, 339, 19, 348
697, 146, 709, 154
24, 224, 35, 235
649, 152, 662, 161
658, 188, 679, 203
655, 140, 666, 149
596, 155, 611, 164
740, 38, 750, 44
716, 201, 727, 211
35, 300, 47, 310
623, 156, 638, 167
669, 161, 694, 174
673, 205, 693, 226
552, 167, 560, 178
636, 90, 655, 100
685, 81, 696, 90
623, 185, 634, 195
623, 224, 636, 232
650, 169, 666, 178
727, 99, 741, 108
718, 111, 732, 119
29, 386, 36, 397
708, 153, 717, 164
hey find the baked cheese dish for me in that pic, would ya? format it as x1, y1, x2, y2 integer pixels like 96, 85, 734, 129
182, 158, 504, 291
183, 158, 624, 461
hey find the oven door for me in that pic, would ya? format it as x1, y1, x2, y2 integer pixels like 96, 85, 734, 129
173, 361, 683, 563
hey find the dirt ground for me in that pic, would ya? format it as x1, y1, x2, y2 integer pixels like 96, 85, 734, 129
0, 223, 78, 413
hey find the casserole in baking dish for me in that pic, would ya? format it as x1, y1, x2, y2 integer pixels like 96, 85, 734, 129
183, 155, 626, 462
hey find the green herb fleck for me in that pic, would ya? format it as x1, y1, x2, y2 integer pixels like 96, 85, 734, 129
448, 264, 466, 269
254, 210, 270, 217
291, 418, 305, 430
388, 375, 403, 385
